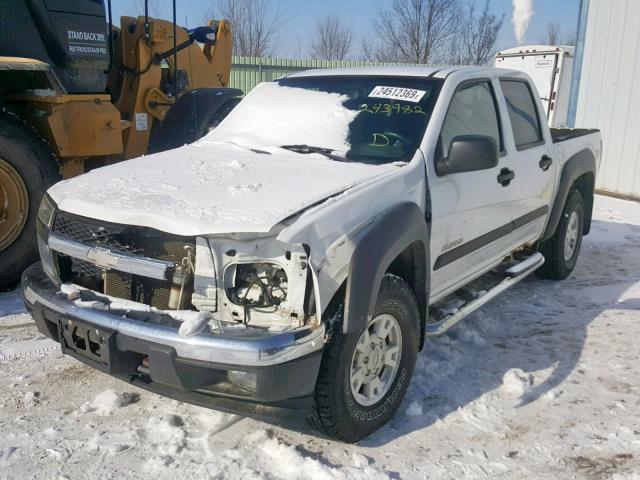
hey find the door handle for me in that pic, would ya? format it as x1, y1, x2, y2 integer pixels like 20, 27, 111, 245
539, 155, 553, 171
497, 167, 515, 187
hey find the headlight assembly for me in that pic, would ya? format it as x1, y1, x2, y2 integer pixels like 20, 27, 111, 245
225, 262, 288, 308
37, 194, 56, 228
35, 194, 59, 283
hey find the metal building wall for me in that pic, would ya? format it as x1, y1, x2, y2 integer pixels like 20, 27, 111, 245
574, 0, 640, 198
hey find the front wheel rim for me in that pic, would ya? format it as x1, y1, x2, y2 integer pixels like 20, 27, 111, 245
0, 159, 29, 251
563, 210, 580, 262
350, 313, 402, 406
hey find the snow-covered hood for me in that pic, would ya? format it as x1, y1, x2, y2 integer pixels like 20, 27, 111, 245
48, 142, 401, 236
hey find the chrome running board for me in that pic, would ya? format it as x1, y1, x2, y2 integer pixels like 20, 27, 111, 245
425, 252, 545, 336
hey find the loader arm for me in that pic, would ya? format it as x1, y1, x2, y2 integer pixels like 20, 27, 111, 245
108, 16, 234, 159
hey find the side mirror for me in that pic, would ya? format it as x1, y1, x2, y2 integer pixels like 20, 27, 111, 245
189, 26, 217, 45
436, 135, 498, 176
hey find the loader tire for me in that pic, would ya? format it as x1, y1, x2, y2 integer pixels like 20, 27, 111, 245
0, 117, 59, 290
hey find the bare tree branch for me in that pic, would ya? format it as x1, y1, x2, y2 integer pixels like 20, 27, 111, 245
368, 0, 461, 64
545, 22, 561, 45
310, 15, 353, 61
131, 0, 166, 19
360, 35, 374, 61
459, 0, 504, 65
202, 0, 286, 57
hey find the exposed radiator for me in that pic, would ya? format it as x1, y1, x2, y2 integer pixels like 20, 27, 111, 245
53, 212, 195, 310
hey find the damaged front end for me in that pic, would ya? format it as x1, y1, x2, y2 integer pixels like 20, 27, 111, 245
23, 197, 325, 417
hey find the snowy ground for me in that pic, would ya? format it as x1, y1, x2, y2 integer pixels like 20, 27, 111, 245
1, 194, 639, 480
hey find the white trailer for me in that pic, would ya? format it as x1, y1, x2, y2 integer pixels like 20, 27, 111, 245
494, 45, 575, 128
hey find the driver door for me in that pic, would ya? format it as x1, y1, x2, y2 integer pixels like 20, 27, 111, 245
428, 79, 516, 302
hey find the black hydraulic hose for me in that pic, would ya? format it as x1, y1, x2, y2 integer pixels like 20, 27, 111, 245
144, 0, 150, 44
172, 0, 178, 97
105, 0, 114, 73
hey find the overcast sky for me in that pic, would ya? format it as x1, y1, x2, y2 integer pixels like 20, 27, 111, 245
110, 0, 581, 58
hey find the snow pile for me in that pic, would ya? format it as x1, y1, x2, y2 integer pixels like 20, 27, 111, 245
198, 430, 390, 480
60, 283, 110, 310
501, 368, 534, 399
23, 391, 39, 407
146, 414, 187, 456
60, 284, 80, 300
177, 311, 210, 337
80, 390, 136, 415
59, 283, 217, 336
405, 400, 423, 416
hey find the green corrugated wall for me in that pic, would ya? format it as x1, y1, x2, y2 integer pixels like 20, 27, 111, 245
229, 56, 417, 94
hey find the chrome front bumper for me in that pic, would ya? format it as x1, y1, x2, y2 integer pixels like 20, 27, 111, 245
21, 263, 325, 367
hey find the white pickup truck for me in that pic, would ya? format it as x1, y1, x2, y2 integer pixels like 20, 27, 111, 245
22, 66, 601, 442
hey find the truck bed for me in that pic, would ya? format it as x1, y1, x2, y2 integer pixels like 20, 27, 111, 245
550, 128, 600, 143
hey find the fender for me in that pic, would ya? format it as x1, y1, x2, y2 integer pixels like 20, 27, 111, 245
343, 202, 430, 336
542, 148, 596, 242
149, 87, 242, 153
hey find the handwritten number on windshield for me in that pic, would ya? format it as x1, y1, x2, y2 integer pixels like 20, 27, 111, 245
358, 103, 427, 115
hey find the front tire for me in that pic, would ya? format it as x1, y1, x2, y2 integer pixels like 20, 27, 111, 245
311, 274, 419, 442
537, 190, 585, 280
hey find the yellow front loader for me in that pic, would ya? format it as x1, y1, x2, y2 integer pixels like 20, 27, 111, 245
0, 0, 241, 288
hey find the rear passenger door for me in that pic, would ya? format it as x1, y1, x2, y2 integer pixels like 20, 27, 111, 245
498, 79, 555, 245
428, 79, 516, 301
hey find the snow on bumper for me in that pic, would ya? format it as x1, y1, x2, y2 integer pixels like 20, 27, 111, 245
21, 263, 325, 368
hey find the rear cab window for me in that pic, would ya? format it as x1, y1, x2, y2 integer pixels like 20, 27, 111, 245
500, 79, 544, 150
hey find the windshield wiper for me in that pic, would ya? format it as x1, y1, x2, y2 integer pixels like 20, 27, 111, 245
221, 140, 271, 155
280, 144, 348, 162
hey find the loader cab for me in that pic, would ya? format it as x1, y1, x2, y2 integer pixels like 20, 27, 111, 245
0, 0, 110, 93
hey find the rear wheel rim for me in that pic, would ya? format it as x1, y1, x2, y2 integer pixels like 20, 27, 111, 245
350, 313, 402, 406
563, 210, 580, 262
0, 159, 29, 251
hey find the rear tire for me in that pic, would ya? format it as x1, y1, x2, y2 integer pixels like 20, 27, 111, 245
311, 274, 419, 442
537, 190, 585, 280
0, 117, 59, 290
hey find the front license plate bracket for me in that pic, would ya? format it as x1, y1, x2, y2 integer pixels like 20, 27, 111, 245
57, 318, 141, 374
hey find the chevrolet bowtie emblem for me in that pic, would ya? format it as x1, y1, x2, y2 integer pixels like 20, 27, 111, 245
86, 247, 119, 269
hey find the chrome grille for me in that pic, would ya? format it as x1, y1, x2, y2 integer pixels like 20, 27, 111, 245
52, 212, 195, 310
53, 214, 143, 256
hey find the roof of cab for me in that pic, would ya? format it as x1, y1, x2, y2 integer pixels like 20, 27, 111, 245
286, 65, 528, 81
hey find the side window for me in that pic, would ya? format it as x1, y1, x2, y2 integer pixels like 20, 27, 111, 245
500, 80, 543, 149
440, 81, 502, 158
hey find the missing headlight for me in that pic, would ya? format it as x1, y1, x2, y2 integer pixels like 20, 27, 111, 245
226, 263, 287, 308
